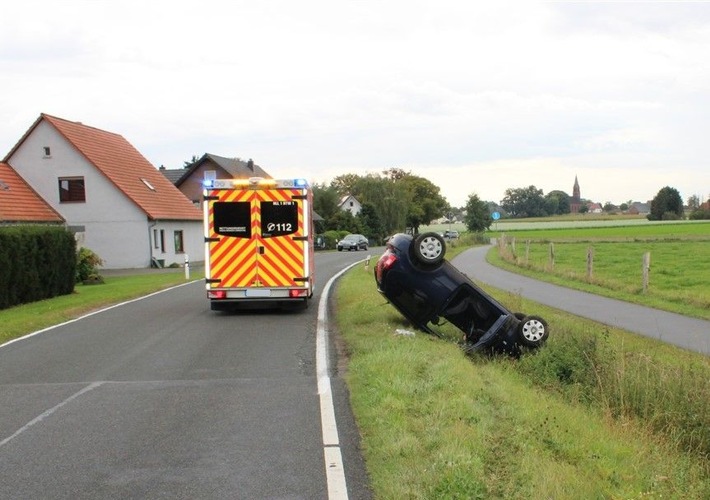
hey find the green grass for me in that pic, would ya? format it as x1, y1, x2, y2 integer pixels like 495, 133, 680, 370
486, 222, 710, 320
337, 264, 710, 499
490, 220, 710, 241
0, 270, 202, 344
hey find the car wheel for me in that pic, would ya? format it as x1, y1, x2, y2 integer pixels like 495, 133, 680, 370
412, 232, 446, 266
517, 315, 549, 348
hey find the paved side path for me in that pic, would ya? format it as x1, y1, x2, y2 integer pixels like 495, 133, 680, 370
453, 245, 710, 356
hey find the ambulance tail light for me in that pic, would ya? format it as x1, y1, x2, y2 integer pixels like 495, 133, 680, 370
208, 290, 227, 300
289, 289, 308, 298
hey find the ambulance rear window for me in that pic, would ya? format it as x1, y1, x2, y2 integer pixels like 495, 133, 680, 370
261, 201, 298, 238
213, 201, 251, 238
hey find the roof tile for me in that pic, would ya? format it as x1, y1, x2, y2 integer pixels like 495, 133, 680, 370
42, 114, 201, 221
0, 162, 64, 223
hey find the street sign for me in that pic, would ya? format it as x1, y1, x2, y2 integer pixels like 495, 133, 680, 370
491, 211, 500, 220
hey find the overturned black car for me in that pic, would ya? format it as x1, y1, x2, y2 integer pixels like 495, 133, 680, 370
375, 232, 549, 356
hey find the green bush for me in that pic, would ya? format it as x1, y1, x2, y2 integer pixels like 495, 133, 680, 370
76, 247, 104, 282
323, 230, 350, 250
0, 226, 76, 309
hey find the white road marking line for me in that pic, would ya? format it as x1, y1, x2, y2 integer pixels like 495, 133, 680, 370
0, 381, 104, 449
1, 281, 198, 350
317, 261, 362, 500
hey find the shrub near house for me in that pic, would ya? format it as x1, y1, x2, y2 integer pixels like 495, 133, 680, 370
0, 226, 76, 310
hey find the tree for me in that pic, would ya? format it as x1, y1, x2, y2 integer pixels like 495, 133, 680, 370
312, 184, 340, 233
500, 185, 547, 218
687, 195, 700, 211
330, 174, 361, 196
183, 155, 201, 168
351, 175, 408, 235
463, 193, 492, 232
648, 186, 684, 221
399, 175, 448, 233
545, 190, 571, 215
326, 209, 363, 234
357, 203, 385, 241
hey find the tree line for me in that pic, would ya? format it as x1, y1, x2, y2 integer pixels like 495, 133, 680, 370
313, 170, 706, 241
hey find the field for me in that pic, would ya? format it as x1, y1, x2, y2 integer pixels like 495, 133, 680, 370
423, 219, 710, 320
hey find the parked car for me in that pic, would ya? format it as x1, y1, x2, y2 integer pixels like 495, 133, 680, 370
337, 233, 369, 251
374, 232, 549, 356
443, 230, 459, 239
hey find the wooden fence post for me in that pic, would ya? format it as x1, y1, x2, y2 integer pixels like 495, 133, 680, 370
525, 240, 530, 265
587, 246, 594, 281
548, 242, 555, 270
642, 252, 651, 294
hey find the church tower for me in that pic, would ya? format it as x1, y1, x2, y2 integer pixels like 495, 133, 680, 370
570, 175, 582, 213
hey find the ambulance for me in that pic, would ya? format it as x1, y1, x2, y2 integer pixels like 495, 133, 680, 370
203, 176, 314, 310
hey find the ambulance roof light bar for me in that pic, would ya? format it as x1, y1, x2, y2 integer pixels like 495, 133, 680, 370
203, 177, 309, 189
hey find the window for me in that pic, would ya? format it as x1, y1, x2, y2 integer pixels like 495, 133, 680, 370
140, 178, 156, 191
58, 177, 85, 202
260, 201, 298, 238
43, 146, 51, 157
153, 229, 159, 249
174, 230, 184, 253
213, 201, 251, 238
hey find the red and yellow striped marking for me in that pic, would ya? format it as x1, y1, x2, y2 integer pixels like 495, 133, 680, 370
206, 188, 306, 289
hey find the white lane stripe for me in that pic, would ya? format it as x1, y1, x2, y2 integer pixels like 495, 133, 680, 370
317, 260, 362, 500
0, 381, 104, 449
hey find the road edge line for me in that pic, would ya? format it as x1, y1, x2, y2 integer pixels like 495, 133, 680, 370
317, 260, 363, 500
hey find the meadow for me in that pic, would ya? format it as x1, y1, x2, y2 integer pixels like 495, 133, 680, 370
491, 221, 710, 320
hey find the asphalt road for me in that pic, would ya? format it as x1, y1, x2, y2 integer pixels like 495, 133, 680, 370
453, 245, 710, 355
0, 249, 374, 500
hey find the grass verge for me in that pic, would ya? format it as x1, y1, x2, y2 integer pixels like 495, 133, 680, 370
336, 263, 710, 499
0, 270, 202, 345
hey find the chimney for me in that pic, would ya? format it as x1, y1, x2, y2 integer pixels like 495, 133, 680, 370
247, 159, 254, 171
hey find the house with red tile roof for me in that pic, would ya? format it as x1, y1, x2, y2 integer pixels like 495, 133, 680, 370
3, 114, 203, 269
0, 162, 65, 224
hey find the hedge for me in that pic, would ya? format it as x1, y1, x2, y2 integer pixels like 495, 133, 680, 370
0, 226, 76, 310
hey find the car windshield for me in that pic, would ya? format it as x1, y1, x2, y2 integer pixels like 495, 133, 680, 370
343, 235, 360, 241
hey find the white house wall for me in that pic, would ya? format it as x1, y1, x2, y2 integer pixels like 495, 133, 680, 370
7, 120, 202, 268
150, 220, 203, 268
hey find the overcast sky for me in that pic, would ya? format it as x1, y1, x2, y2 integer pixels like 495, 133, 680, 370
2, 1, 709, 207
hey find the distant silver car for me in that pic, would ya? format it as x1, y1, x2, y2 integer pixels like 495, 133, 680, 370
444, 230, 459, 239
337, 234, 369, 251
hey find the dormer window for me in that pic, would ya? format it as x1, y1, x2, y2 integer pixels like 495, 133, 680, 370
43, 146, 51, 157
140, 178, 156, 191
0, 180, 9, 190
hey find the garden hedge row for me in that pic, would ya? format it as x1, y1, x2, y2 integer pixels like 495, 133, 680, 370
0, 226, 76, 310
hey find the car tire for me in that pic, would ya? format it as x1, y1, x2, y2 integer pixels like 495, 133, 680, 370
412, 232, 446, 266
517, 315, 549, 348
